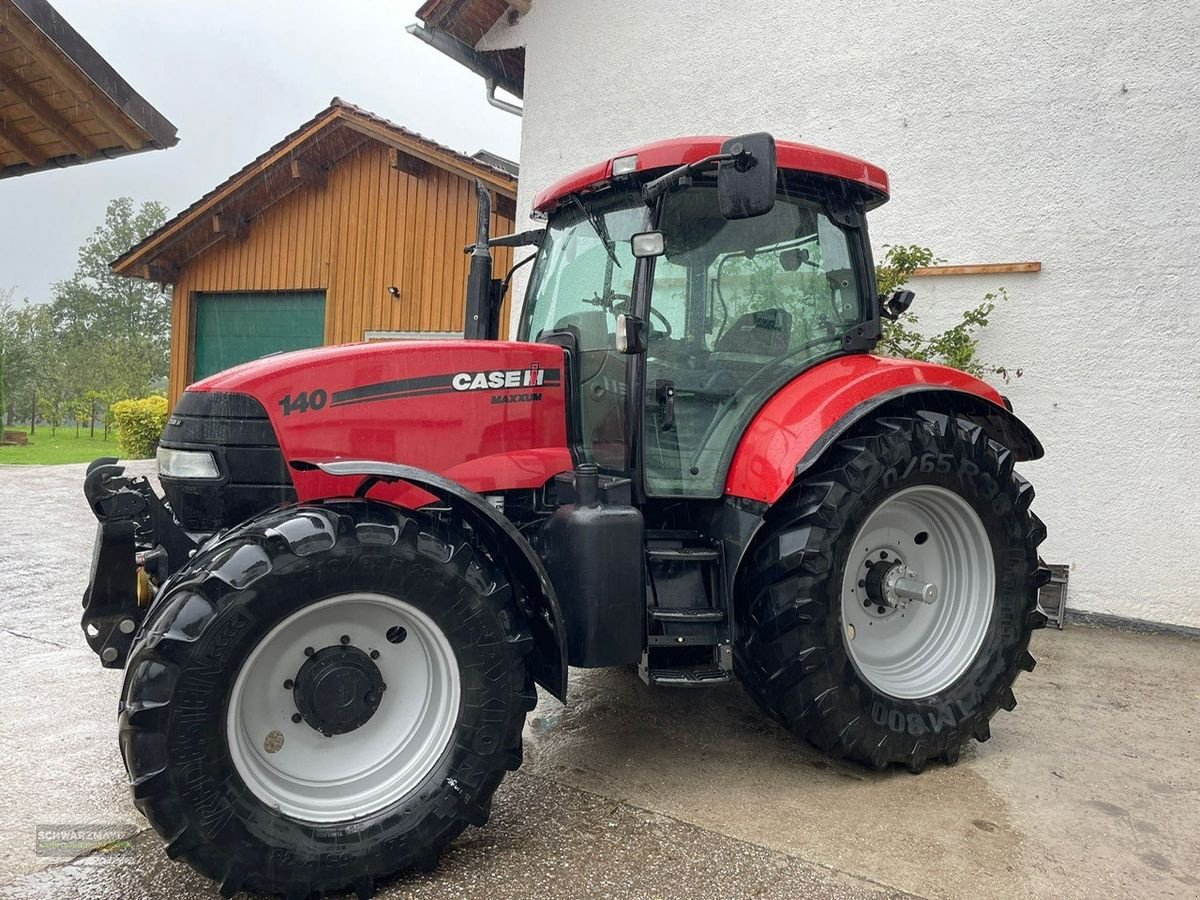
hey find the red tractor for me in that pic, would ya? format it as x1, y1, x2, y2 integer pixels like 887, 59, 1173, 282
82, 134, 1046, 898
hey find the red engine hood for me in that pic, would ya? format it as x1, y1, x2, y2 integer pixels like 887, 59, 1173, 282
188, 340, 573, 498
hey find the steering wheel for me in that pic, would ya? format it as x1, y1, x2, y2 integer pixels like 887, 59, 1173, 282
583, 291, 673, 339
649, 306, 673, 339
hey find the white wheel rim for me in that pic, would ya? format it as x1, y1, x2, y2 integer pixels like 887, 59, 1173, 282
840, 485, 995, 700
226, 592, 460, 823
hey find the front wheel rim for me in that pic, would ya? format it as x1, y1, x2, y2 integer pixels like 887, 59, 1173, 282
226, 592, 461, 823
840, 485, 996, 700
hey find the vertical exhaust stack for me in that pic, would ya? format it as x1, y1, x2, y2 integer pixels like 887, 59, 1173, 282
464, 179, 500, 340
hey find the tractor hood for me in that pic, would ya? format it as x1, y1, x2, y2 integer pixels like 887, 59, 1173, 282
165, 340, 573, 526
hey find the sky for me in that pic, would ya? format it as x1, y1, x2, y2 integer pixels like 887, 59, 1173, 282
0, 0, 522, 302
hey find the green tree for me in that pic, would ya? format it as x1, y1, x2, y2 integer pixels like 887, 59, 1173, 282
51, 197, 171, 387
0, 287, 9, 428
0, 298, 44, 429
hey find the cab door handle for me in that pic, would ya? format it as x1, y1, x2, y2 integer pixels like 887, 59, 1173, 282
655, 379, 676, 431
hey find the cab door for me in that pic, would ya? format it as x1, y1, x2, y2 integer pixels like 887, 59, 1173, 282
641, 185, 868, 498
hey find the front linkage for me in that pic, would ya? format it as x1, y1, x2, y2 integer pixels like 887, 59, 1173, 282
81, 458, 196, 668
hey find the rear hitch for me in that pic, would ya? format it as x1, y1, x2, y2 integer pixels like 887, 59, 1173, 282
81, 461, 197, 668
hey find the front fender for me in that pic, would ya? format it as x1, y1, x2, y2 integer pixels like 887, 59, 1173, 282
725, 355, 1043, 505
293, 458, 569, 701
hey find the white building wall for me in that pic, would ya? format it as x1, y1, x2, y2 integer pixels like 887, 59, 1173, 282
484, 0, 1200, 627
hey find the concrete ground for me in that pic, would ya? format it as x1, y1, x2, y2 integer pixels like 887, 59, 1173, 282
0, 462, 1197, 900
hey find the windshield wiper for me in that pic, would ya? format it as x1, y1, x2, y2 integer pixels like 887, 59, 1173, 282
571, 194, 622, 270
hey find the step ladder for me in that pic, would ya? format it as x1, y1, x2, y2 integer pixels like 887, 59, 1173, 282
640, 531, 733, 687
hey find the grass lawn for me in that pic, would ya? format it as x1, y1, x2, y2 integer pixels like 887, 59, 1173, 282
0, 431, 136, 465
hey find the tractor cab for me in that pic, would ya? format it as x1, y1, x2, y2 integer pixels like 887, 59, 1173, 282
517, 135, 887, 499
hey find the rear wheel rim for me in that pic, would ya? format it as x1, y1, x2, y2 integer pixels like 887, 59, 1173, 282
840, 485, 995, 700
226, 592, 460, 823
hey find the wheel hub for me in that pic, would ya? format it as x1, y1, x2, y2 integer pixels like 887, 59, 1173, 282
840, 485, 996, 699
863, 558, 939, 610
226, 592, 461, 823
292, 645, 385, 736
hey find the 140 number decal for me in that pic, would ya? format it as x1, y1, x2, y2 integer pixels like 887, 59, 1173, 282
278, 390, 327, 416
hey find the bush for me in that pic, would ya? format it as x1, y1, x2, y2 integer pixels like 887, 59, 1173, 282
876, 245, 1018, 381
110, 395, 169, 459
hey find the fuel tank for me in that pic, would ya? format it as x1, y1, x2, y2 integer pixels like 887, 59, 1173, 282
177, 340, 573, 507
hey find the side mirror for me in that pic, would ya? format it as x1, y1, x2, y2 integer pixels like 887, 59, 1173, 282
881, 289, 915, 320
615, 313, 647, 354
718, 132, 777, 220
630, 231, 665, 258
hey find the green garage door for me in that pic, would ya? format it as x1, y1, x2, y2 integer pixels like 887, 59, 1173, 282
193, 291, 326, 380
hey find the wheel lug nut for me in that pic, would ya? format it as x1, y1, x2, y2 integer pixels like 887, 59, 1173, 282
879, 551, 889, 559
857, 579, 865, 588
291, 713, 302, 724
877, 605, 886, 614
370, 650, 380, 660
304, 646, 314, 657
283, 679, 294, 690
340, 634, 351, 645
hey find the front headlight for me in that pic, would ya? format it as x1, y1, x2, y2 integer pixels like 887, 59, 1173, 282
157, 446, 220, 479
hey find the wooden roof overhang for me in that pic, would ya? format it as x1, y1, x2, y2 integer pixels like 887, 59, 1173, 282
411, 0, 526, 99
112, 98, 518, 284
0, 0, 177, 178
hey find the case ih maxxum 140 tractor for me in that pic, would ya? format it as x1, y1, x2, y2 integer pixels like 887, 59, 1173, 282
82, 134, 1047, 898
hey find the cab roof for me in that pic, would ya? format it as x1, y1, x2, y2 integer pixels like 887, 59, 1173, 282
532, 136, 889, 215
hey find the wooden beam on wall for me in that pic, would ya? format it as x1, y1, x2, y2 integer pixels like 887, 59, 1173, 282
388, 147, 428, 179
0, 125, 47, 167
290, 157, 327, 189
211, 213, 249, 241
0, 57, 95, 158
911, 262, 1042, 277
0, 9, 146, 150
341, 115, 517, 197
140, 260, 179, 283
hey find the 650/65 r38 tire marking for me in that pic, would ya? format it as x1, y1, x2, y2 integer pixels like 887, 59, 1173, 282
734, 412, 1047, 773
118, 500, 537, 899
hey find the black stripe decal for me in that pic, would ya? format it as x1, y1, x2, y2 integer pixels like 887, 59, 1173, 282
332, 373, 454, 406
331, 369, 562, 408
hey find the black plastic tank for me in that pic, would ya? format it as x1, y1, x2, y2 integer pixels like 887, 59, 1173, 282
539, 465, 644, 667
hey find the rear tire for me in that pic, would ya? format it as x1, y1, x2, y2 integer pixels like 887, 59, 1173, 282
119, 501, 534, 898
735, 412, 1047, 772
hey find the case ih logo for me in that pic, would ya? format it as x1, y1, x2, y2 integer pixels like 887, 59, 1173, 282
322, 365, 562, 410
452, 364, 546, 392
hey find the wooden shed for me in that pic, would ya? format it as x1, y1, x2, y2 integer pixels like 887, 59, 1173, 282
113, 98, 518, 405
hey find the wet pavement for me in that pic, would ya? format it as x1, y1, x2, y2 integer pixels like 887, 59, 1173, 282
1, 463, 1198, 899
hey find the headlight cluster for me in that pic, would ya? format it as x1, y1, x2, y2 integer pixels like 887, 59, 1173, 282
156, 447, 220, 479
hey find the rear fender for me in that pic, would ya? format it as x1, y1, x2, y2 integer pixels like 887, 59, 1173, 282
725, 356, 1043, 505
292, 458, 568, 701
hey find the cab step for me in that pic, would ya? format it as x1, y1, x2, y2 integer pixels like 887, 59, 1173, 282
647, 607, 725, 623
645, 546, 721, 562
645, 665, 732, 687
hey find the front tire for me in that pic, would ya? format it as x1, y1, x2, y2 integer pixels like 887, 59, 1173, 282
119, 501, 534, 898
735, 413, 1047, 772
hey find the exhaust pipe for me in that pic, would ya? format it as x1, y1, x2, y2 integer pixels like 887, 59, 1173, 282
464, 179, 499, 340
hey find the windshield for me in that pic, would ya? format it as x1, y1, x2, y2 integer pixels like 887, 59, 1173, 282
522, 188, 643, 349
521, 189, 644, 468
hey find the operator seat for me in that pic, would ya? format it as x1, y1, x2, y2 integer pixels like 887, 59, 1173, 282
713, 308, 793, 357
